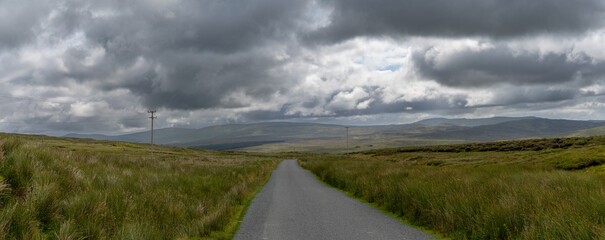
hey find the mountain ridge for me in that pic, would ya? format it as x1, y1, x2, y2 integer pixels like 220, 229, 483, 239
415, 116, 538, 127
63, 117, 605, 151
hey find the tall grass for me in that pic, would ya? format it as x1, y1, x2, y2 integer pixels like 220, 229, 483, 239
0, 134, 281, 239
300, 149, 605, 239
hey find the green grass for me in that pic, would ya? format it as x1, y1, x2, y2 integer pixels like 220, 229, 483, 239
242, 135, 465, 153
0, 133, 286, 239
363, 136, 604, 154
5, 132, 604, 239
299, 136, 605, 239
565, 126, 605, 137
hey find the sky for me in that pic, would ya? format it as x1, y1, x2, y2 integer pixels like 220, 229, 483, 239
2, 0, 605, 135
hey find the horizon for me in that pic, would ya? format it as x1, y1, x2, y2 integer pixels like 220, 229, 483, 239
2, 1, 605, 136
55, 115, 604, 137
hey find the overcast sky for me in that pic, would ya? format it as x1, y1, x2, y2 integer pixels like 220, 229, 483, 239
2, 0, 605, 135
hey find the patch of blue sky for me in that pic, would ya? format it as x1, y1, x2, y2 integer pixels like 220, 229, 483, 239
378, 64, 403, 71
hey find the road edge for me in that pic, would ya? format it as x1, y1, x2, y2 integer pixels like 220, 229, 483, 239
200, 160, 282, 240
296, 159, 449, 240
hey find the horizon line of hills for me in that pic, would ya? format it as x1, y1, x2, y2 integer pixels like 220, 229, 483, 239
63, 116, 605, 152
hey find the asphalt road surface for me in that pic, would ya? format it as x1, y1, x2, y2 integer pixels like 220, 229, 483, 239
234, 160, 436, 240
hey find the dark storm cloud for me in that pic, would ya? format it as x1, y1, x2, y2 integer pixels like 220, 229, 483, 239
80, 0, 306, 54
490, 87, 580, 106
507, 94, 605, 113
411, 45, 605, 87
5, 0, 605, 136
98, 49, 293, 110
309, 0, 605, 43
0, 0, 52, 49
23, 0, 312, 110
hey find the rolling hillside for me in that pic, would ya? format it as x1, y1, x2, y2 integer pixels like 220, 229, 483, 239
64, 117, 605, 152
244, 118, 605, 152
415, 116, 537, 127
66, 122, 418, 150
418, 118, 605, 141
563, 126, 605, 137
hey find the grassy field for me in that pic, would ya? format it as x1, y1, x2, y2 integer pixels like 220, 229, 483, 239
565, 126, 605, 138
0, 133, 287, 239
242, 134, 466, 153
299, 136, 605, 239
4, 132, 605, 239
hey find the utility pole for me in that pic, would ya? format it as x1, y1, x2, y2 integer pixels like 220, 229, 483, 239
148, 110, 157, 160
345, 126, 349, 152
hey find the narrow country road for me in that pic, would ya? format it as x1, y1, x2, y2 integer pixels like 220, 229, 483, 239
234, 160, 436, 240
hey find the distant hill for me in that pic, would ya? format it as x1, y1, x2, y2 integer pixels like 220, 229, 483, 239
415, 116, 537, 127
563, 126, 605, 137
64, 117, 605, 152
108, 127, 202, 145
376, 124, 468, 137
65, 122, 415, 150
418, 118, 605, 141
242, 118, 605, 152
63, 133, 113, 140
180, 122, 419, 149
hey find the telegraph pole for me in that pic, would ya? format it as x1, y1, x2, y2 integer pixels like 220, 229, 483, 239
148, 110, 157, 160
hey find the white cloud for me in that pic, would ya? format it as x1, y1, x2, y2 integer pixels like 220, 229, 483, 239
356, 99, 374, 109
70, 101, 109, 117
326, 87, 369, 111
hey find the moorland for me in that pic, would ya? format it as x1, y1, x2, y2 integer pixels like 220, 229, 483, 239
300, 136, 605, 239
2, 125, 605, 239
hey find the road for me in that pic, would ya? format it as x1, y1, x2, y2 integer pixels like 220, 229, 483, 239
234, 160, 436, 240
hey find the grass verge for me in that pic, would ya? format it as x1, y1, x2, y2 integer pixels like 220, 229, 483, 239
299, 137, 605, 239
297, 159, 447, 239
0, 133, 284, 239
201, 166, 276, 240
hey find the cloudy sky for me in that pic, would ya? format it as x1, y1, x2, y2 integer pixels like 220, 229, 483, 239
2, 0, 605, 135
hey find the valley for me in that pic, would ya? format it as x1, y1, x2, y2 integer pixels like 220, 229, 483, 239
66, 117, 605, 153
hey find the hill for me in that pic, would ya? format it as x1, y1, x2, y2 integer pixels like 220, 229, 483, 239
418, 118, 605, 141
414, 116, 537, 127
64, 117, 605, 152
65, 116, 532, 150
108, 127, 203, 145
66, 122, 419, 150
63, 133, 113, 140
563, 126, 605, 137
245, 118, 605, 152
